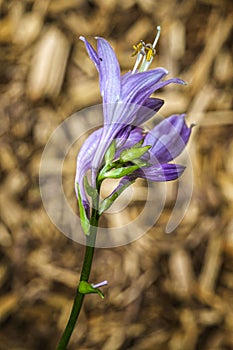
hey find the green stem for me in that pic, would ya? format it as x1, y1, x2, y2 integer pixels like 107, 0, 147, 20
56, 207, 100, 350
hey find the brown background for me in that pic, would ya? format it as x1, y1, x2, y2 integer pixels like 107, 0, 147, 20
0, 0, 233, 349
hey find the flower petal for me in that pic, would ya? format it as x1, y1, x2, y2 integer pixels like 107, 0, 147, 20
133, 163, 185, 181
121, 68, 168, 105
96, 37, 121, 105
153, 77, 186, 91
135, 97, 164, 125
144, 114, 192, 163
80, 37, 121, 125
79, 36, 100, 71
143, 97, 164, 111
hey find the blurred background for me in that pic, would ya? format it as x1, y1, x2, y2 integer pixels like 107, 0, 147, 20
0, 0, 233, 349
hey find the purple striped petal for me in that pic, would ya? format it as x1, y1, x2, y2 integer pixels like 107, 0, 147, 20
144, 114, 192, 163
135, 98, 164, 125
117, 126, 143, 148
96, 37, 121, 105
153, 78, 186, 91
79, 36, 100, 71
80, 37, 121, 125
115, 124, 132, 147
132, 163, 185, 181
121, 68, 168, 105
143, 97, 164, 111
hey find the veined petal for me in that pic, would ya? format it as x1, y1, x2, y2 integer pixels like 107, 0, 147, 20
96, 37, 121, 105
153, 77, 186, 91
143, 97, 164, 111
133, 163, 185, 181
117, 126, 144, 148
115, 124, 132, 148
144, 114, 192, 163
109, 101, 140, 126
135, 97, 164, 125
79, 36, 100, 71
121, 68, 168, 105
110, 98, 164, 131
80, 37, 121, 124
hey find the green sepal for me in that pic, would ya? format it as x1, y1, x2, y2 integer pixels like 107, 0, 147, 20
104, 140, 116, 165
76, 184, 90, 235
131, 158, 151, 167
129, 139, 144, 148
98, 164, 139, 181
78, 281, 104, 299
120, 145, 151, 163
99, 179, 134, 215
84, 176, 98, 198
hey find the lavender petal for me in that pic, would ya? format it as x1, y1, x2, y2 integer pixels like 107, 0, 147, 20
79, 36, 100, 71
153, 78, 186, 91
133, 163, 186, 181
135, 98, 164, 125
144, 114, 192, 163
121, 68, 168, 105
96, 38, 121, 105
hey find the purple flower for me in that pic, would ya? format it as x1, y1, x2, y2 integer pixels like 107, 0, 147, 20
75, 31, 192, 214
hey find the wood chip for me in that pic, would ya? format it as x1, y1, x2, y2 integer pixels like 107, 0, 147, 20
169, 249, 195, 299
27, 26, 70, 99
199, 233, 223, 295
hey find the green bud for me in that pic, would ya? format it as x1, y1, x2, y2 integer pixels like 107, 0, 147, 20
120, 145, 151, 163
78, 281, 104, 299
104, 140, 116, 165
84, 176, 98, 198
98, 164, 139, 181
131, 158, 151, 167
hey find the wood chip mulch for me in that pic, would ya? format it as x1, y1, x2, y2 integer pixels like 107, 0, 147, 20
0, 0, 233, 349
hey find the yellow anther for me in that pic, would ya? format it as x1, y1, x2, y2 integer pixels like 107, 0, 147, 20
144, 44, 156, 62
131, 40, 145, 57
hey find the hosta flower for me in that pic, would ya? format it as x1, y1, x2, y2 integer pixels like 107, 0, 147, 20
75, 28, 192, 215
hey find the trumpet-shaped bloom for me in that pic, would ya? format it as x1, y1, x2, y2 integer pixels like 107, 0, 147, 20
75, 35, 192, 214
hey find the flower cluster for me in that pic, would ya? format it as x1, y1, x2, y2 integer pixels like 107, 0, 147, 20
75, 28, 192, 224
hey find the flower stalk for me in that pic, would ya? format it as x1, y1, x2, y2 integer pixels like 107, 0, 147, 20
56, 199, 100, 350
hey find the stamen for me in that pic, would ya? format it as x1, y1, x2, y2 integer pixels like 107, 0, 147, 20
132, 40, 146, 74
91, 280, 108, 289
145, 44, 156, 62
131, 26, 161, 73
132, 53, 144, 74
131, 41, 145, 57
